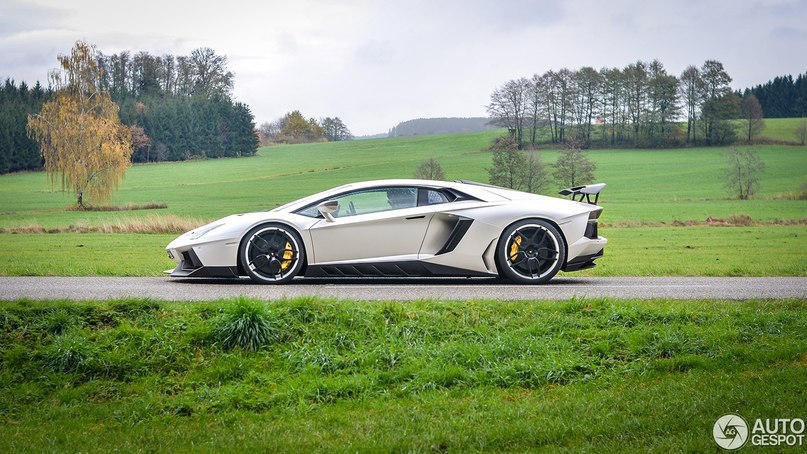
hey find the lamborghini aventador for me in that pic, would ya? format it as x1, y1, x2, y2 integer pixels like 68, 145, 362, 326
165, 179, 606, 284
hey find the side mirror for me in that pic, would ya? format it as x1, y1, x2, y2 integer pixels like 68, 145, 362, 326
317, 200, 339, 222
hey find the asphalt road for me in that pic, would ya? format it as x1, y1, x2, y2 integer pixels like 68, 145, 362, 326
0, 276, 805, 301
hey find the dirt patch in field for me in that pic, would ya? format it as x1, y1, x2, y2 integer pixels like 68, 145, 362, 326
66, 202, 169, 212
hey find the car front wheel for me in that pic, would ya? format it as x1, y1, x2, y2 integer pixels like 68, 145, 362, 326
239, 224, 305, 284
497, 219, 566, 284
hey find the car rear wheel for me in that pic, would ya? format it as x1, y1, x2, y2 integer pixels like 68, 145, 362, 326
239, 224, 305, 284
497, 219, 565, 284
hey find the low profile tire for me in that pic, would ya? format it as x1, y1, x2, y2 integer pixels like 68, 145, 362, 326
496, 219, 566, 285
239, 224, 305, 284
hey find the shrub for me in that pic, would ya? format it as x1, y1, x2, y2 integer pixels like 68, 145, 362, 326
44, 309, 76, 335
413, 157, 446, 180
215, 298, 280, 351
42, 331, 97, 373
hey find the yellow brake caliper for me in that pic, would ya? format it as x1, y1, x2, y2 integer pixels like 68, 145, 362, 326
509, 235, 522, 262
281, 241, 293, 271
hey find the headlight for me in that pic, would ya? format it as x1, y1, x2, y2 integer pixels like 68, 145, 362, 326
189, 223, 223, 240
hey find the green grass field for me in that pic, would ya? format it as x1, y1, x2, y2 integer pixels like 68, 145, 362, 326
755, 117, 807, 143
1, 297, 805, 451
1, 226, 804, 277
0, 129, 805, 277
1, 131, 806, 227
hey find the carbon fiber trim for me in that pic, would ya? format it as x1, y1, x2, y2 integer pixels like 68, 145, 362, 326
562, 249, 604, 272
305, 261, 491, 278
170, 266, 240, 278
436, 217, 473, 255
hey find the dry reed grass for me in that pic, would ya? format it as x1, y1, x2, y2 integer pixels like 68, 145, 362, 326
1, 214, 206, 234
603, 214, 806, 228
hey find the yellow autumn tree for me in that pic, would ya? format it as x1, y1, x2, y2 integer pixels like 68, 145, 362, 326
27, 41, 132, 207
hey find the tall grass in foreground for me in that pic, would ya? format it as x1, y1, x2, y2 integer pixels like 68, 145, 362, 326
215, 297, 282, 351
0, 297, 804, 451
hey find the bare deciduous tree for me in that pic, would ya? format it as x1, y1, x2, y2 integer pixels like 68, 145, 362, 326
414, 157, 446, 180
488, 135, 524, 189
700, 60, 736, 144
623, 61, 648, 146
794, 120, 807, 145
488, 136, 550, 193
526, 74, 546, 147
572, 66, 602, 145
552, 139, 596, 189
601, 67, 624, 145
722, 147, 765, 200
188, 47, 234, 98
487, 78, 529, 149
741, 94, 765, 143
647, 60, 681, 144
547, 69, 574, 144
523, 151, 550, 194
679, 65, 702, 145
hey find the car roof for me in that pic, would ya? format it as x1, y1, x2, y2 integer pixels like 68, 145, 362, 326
272, 179, 517, 213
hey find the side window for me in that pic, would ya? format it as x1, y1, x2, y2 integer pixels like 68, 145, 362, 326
424, 189, 450, 205
385, 187, 417, 210
297, 205, 321, 218
296, 186, 449, 218
328, 187, 417, 218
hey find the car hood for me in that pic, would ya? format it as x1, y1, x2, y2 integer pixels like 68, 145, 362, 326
168, 211, 309, 249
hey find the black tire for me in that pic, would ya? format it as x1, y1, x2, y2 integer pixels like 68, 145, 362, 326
239, 224, 305, 284
496, 219, 566, 284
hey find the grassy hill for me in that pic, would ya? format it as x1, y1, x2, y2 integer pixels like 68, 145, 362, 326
1, 130, 805, 227
755, 117, 807, 143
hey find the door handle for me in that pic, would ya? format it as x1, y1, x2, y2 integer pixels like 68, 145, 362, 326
406, 215, 426, 220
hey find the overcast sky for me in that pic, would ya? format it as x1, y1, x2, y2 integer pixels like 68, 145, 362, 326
1, 0, 805, 135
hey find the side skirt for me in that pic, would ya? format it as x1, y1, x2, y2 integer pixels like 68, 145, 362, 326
170, 266, 240, 278
305, 261, 493, 278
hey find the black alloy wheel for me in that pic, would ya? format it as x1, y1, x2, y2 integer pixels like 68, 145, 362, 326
239, 224, 305, 284
497, 219, 565, 284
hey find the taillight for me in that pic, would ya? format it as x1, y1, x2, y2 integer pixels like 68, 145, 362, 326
585, 220, 599, 239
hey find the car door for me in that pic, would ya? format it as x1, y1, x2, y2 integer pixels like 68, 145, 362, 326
308, 186, 435, 264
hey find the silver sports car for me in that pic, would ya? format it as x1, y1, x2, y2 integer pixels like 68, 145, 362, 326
165, 179, 606, 284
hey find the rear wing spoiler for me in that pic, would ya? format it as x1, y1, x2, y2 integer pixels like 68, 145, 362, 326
559, 183, 605, 205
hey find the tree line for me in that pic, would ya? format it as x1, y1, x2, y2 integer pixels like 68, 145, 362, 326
97, 47, 258, 162
486, 59, 792, 149
0, 47, 259, 174
743, 72, 807, 118
258, 112, 352, 145
0, 80, 49, 173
